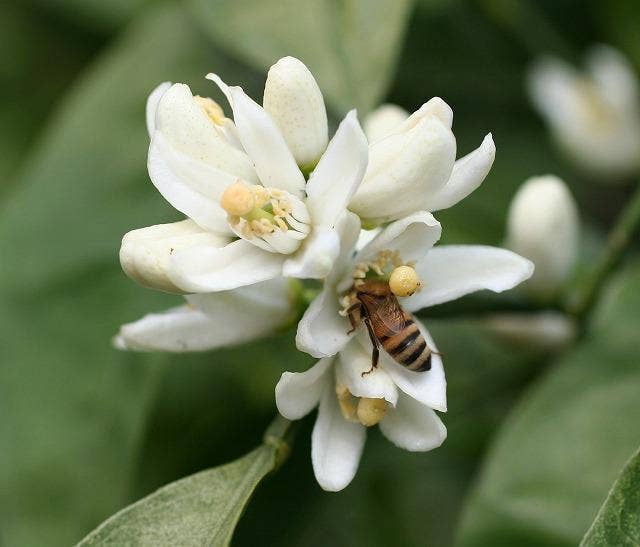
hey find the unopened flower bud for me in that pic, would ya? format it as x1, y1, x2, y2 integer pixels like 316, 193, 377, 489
263, 56, 328, 169
506, 175, 579, 300
363, 104, 409, 143
389, 265, 422, 297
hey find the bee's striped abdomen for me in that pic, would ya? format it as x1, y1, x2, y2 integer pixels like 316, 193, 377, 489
381, 315, 432, 372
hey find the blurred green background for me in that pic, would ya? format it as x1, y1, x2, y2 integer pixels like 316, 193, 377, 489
1, 0, 639, 545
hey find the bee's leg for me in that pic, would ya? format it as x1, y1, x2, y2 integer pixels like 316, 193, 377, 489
361, 317, 379, 377
346, 304, 361, 334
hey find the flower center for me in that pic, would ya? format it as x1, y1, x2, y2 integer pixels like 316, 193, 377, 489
336, 384, 388, 427
351, 250, 423, 296
220, 181, 310, 254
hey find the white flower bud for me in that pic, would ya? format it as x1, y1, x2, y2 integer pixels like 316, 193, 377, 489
363, 104, 408, 143
528, 46, 640, 179
119, 220, 229, 294
263, 56, 328, 169
506, 175, 579, 299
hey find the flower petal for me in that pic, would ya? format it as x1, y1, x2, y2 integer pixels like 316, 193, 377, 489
336, 338, 398, 405
295, 283, 350, 358
406, 245, 534, 311
207, 73, 306, 197
169, 239, 285, 293
349, 114, 456, 222
120, 220, 230, 294
379, 393, 447, 451
155, 83, 257, 182
263, 56, 328, 167
275, 357, 333, 420
379, 321, 447, 412
429, 133, 495, 211
115, 278, 291, 352
294, 212, 361, 355
282, 228, 340, 279
284, 208, 361, 281
148, 133, 234, 233
312, 383, 366, 492
146, 82, 171, 139
355, 211, 442, 267
305, 110, 369, 229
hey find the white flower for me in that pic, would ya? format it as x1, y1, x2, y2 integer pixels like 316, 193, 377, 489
506, 175, 579, 300
350, 100, 496, 223
528, 45, 640, 178
122, 56, 369, 295
114, 278, 294, 352
276, 211, 534, 490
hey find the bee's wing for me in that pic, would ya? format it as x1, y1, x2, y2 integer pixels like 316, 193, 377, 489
359, 293, 407, 337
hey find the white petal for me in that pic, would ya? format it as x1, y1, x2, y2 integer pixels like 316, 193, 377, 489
263, 56, 328, 167
363, 104, 409, 143
120, 220, 230, 294
155, 83, 257, 182
169, 239, 285, 293
429, 133, 496, 211
282, 228, 340, 279
379, 321, 447, 412
116, 277, 291, 352
397, 97, 454, 132
356, 211, 442, 266
148, 133, 234, 233
275, 357, 333, 420
336, 338, 398, 406
285, 208, 360, 283
312, 384, 366, 492
355, 227, 381, 251
350, 115, 456, 222
379, 393, 447, 451
295, 283, 351, 358
187, 276, 292, 328
207, 73, 306, 197
306, 110, 368, 229
586, 45, 639, 113
406, 245, 534, 311
146, 82, 171, 139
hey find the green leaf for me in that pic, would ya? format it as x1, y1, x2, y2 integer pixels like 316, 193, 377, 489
580, 446, 640, 546
188, 0, 415, 114
78, 418, 290, 546
455, 261, 640, 547
0, 4, 265, 546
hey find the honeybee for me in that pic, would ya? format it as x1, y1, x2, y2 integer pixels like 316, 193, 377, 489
345, 280, 435, 376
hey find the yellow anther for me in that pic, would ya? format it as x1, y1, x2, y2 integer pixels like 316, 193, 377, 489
389, 265, 422, 297
356, 397, 388, 426
220, 182, 256, 216
194, 96, 226, 125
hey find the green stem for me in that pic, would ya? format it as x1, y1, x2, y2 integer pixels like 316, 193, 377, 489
567, 183, 640, 321
262, 414, 298, 470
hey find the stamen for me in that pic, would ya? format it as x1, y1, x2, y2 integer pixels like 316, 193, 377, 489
194, 96, 227, 126
389, 265, 422, 297
220, 181, 311, 254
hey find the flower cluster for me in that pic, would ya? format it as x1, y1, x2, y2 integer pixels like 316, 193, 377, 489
116, 56, 534, 491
